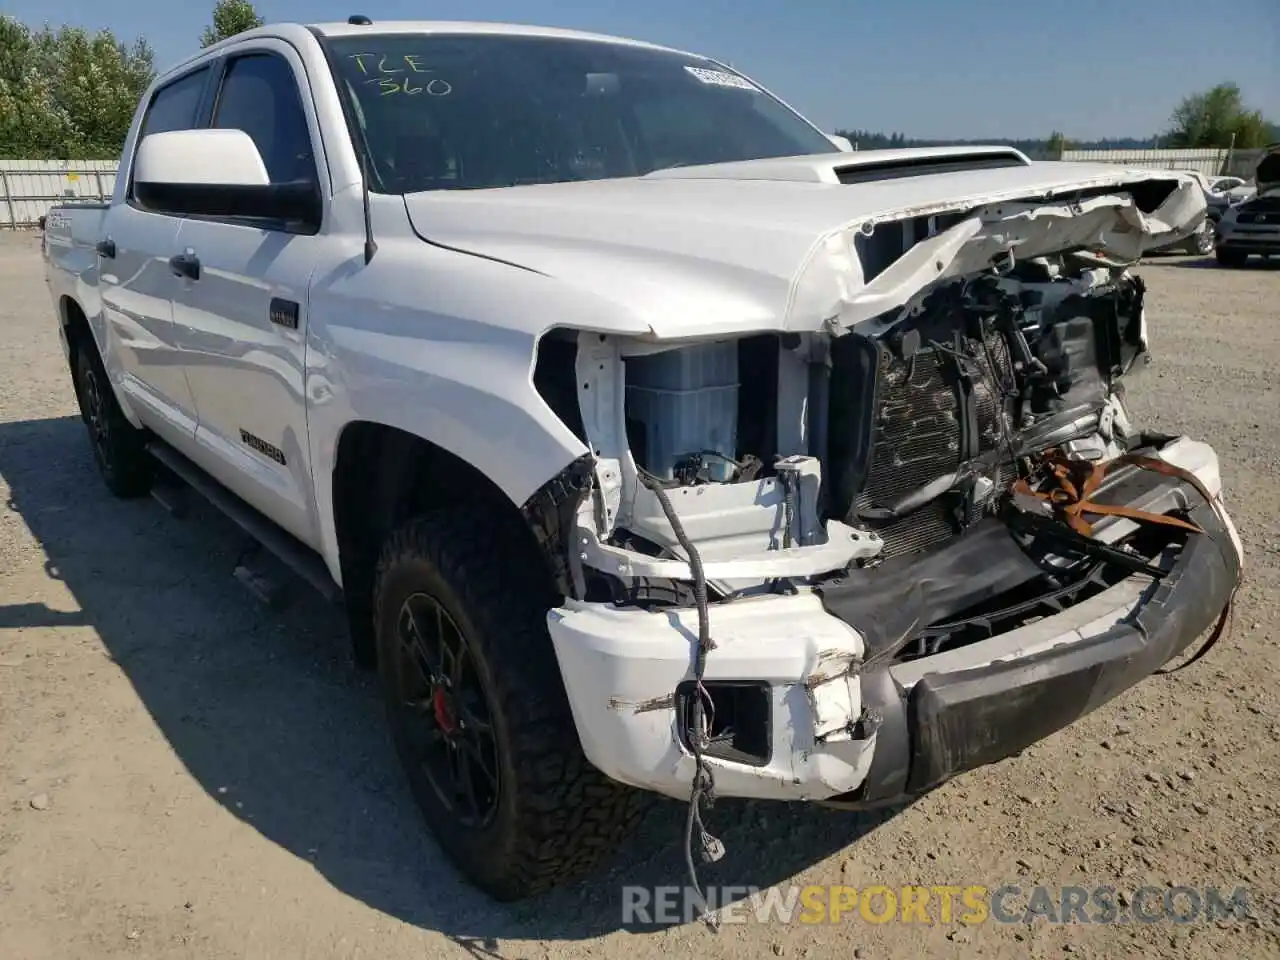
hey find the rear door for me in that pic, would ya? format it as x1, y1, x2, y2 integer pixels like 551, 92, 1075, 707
99, 64, 215, 448
167, 41, 328, 547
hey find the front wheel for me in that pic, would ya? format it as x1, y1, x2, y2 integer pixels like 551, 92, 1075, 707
1187, 220, 1215, 256
1215, 247, 1249, 268
72, 339, 154, 498
372, 508, 649, 901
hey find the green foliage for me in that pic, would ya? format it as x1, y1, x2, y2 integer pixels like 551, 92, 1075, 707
0, 15, 154, 159
1165, 83, 1271, 149
200, 0, 265, 48
833, 128, 1076, 159
1045, 131, 1076, 157
834, 130, 911, 150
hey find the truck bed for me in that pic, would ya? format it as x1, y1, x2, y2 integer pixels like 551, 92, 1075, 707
42, 202, 109, 332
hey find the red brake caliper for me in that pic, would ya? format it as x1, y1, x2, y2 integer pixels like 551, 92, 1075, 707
432, 687, 456, 734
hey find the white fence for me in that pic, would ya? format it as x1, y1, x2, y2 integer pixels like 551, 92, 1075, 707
1060, 147, 1264, 179
0, 160, 118, 228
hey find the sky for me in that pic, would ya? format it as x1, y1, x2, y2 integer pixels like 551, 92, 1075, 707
7, 0, 1278, 140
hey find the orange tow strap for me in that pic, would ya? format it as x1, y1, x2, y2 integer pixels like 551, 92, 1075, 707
1013, 446, 1239, 673
1012, 449, 1214, 537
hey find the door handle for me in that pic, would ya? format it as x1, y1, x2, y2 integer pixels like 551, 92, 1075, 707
169, 251, 200, 281
96, 238, 116, 258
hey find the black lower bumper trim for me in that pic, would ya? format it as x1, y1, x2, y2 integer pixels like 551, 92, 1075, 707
840, 496, 1239, 808
817, 519, 1044, 658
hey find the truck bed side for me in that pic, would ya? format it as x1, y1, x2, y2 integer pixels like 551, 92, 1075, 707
42, 202, 109, 361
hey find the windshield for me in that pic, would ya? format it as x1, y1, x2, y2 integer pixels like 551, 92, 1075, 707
324, 33, 838, 193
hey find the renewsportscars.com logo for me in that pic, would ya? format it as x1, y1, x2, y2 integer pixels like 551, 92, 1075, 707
621, 884, 1255, 926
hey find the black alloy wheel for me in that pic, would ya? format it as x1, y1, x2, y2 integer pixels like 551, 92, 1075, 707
79, 360, 111, 468
389, 591, 501, 828
72, 339, 153, 497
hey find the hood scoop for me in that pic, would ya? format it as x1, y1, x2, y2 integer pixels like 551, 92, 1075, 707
641, 146, 1033, 186
834, 148, 1030, 184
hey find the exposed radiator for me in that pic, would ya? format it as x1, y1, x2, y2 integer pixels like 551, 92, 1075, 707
850, 332, 1014, 560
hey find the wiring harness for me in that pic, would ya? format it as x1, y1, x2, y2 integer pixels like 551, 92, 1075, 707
637, 468, 726, 929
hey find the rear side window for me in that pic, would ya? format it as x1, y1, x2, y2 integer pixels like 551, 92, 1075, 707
139, 67, 211, 138
212, 53, 316, 184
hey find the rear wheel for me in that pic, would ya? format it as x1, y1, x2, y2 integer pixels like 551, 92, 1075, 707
372, 508, 649, 901
1215, 247, 1249, 268
72, 338, 153, 498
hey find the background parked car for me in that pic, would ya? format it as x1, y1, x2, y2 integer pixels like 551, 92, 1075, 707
1147, 171, 1216, 255
1215, 143, 1280, 267
1208, 175, 1256, 205
1146, 170, 1256, 256
1204, 175, 1256, 221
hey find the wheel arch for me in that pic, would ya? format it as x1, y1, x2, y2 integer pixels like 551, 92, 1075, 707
58, 295, 92, 377
329, 419, 585, 668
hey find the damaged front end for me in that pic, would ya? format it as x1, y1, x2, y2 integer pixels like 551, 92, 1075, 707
526, 170, 1242, 811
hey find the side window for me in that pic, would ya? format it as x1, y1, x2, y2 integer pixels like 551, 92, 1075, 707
130, 66, 211, 202
139, 67, 211, 139
212, 53, 316, 183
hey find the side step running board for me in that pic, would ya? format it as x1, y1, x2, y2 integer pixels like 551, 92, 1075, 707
146, 439, 342, 605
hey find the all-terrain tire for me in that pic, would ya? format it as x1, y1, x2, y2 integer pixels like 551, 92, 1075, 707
1215, 247, 1249, 268
72, 337, 154, 498
372, 508, 650, 901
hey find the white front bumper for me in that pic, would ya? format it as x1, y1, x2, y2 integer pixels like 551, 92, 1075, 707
547, 592, 876, 801
546, 439, 1242, 802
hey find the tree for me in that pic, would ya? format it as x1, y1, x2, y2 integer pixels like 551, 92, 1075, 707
1165, 83, 1271, 149
0, 15, 154, 158
1045, 131, 1075, 158
200, 0, 264, 48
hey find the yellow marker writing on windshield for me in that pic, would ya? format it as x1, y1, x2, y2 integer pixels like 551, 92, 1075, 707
349, 53, 451, 95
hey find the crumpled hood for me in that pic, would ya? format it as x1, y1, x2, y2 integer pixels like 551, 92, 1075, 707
402, 155, 1203, 338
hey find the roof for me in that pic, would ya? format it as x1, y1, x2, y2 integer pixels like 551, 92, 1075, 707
158, 19, 704, 85
307, 19, 693, 56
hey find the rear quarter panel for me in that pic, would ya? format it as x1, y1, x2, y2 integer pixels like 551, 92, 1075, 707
43, 205, 108, 360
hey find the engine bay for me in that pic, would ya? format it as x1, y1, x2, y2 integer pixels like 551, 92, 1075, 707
535, 250, 1154, 612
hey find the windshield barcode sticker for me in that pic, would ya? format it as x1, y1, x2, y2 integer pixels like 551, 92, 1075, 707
683, 66, 758, 91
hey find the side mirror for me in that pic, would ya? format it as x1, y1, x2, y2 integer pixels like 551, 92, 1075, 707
827, 134, 854, 152
133, 129, 320, 227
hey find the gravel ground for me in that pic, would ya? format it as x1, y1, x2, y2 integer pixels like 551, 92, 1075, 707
0, 229, 1278, 959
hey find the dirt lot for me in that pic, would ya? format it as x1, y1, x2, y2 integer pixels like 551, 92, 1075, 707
0, 229, 1278, 960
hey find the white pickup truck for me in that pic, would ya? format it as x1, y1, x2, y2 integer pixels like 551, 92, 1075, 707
43, 17, 1244, 904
